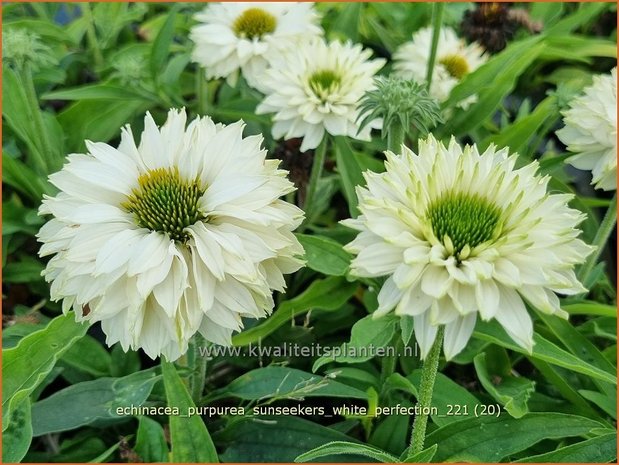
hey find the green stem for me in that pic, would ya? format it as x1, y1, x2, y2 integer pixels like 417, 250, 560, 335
196, 69, 209, 115
21, 62, 50, 174
387, 120, 405, 153
81, 3, 104, 70
425, 3, 445, 89
578, 193, 617, 286
302, 136, 328, 225
409, 326, 444, 456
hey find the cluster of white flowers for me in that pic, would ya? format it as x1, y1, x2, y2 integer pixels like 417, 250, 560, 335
343, 136, 593, 359
37, 3, 611, 363
394, 26, 487, 109
38, 109, 304, 360
191, 2, 385, 151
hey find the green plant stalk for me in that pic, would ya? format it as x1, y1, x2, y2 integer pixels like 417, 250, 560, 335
578, 193, 617, 285
81, 3, 104, 70
387, 120, 405, 153
425, 3, 445, 89
196, 69, 208, 115
21, 62, 51, 175
409, 326, 444, 456
302, 136, 328, 224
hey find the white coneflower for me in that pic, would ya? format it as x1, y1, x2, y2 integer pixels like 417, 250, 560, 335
256, 38, 386, 152
37, 109, 304, 360
557, 68, 617, 191
343, 135, 593, 359
190, 2, 322, 88
393, 26, 487, 108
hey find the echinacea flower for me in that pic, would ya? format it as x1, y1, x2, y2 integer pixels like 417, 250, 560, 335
343, 135, 593, 359
556, 68, 617, 191
393, 26, 487, 108
256, 38, 386, 152
37, 109, 304, 360
190, 2, 322, 88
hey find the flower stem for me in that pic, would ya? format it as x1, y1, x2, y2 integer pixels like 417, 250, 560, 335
425, 3, 445, 89
578, 193, 617, 286
302, 136, 328, 225
387, 120, 405, 153
21, 61, 51, 174
409, 326, 444, 456
196, 69, 209, 115
81, 3, 104, 70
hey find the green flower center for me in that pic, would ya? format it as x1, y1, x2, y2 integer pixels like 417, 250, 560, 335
427, 191, 501, 255
122, 168, 206, 243
233, 8, 277, 39
439, 54, 469, 80
308, 69, 342, 100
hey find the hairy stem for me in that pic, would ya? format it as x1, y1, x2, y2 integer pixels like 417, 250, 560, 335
409, 326, 444, 456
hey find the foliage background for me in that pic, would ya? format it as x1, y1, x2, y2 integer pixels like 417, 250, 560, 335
2, 2, 617, 463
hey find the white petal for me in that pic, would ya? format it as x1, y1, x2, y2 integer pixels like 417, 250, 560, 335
413, 312, 438, 360
443, 313, 477, 360
495, 286, 534, 353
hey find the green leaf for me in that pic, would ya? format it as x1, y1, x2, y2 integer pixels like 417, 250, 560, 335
402, 444, 438, 463
481, 95, 559, 156
579, 390, 617, 419
540, 35, 617, 61
150, 5, 179, 82
474, 320, 617, 385
545, 3, 610, 35
4, 19, 76, 43
214, 366, 368, 401
2, 313, 87, 431
2, 153, 51, 202
42, 83, 156, 102
295, 441, 399, 463
3, 257, 44, 283
426, 413, 605, 462
220, 416, 361, 462
334, 136, 366, 217
57, 99, 149, 152
537, 311, 616, 398
60, 334, 113, 378
313, 314, 398, 371
400, 315, 414, 346
296, 233, 351, 276
562, 301, 617, 318
2, 397, 32, 463
473, 353, 534, 418
2, 67, 46, 170
515, 433, 617, 463
232, 276, 357, 346
134, 416, 169, 462
31, 368, 160, 435
408, 371, 481, 427
440, 36, 545, 136
161, 360, 218, 463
